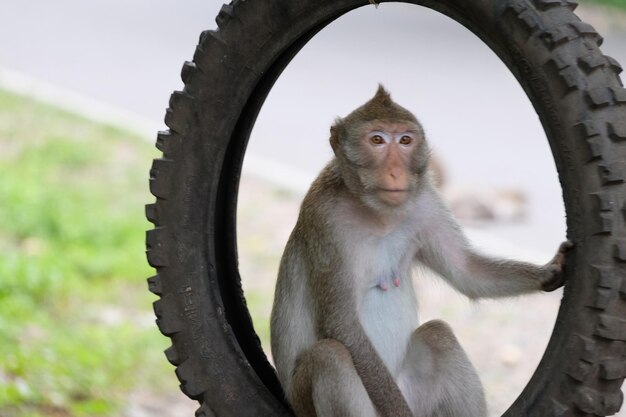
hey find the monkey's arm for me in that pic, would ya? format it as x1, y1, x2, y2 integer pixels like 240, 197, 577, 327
416, 191, 571, 299
314, 269, 414, 417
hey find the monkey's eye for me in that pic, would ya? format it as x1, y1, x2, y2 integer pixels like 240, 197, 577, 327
399, 135, 413, 145
370, 135, 385, 145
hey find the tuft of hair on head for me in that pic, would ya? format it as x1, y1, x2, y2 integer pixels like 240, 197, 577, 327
330, 84, 421, 152
372, 83, 393, 106
337, 84, 418, 129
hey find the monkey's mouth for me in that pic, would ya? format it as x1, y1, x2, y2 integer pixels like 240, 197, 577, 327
377, 189, 410, 204
379, 188, 408, 193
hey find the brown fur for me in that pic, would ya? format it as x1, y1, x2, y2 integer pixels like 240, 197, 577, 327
270, 85, 572, 417
291, 163, 413, 416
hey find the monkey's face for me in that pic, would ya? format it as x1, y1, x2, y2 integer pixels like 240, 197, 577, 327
341, 120, 429, 208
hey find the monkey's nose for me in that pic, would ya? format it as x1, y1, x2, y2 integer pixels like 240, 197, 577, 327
388, 168, 406, 184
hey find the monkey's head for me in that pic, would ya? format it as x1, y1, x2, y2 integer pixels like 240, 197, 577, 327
330, 85, 430, 210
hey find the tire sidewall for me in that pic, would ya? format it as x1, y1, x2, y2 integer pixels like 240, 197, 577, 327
148, 1, 626, 416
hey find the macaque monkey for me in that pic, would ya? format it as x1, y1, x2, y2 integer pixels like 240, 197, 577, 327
270, 85, 572, 417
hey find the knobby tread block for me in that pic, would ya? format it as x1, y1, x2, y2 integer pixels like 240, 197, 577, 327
578, 53, 609, 73
572, 333, 597, 363
557, 66, 583, 91
590, 191, 615, 212
587, 87, 616, 108
181, 61, 198, 84
570, 21, 603, 46
592, 287, 614, 309
164, 109, 182, 135
519, 10, 542, 33
146, 227, 168, 268
616, 88, 626, 104
606, 55, 624, 76
216, 4, 236, 29
169, 90, 192, 108
567, 359, 592, 381
504, 1, 543, 36
598, 161, 626, 185
149, 158, 174, 200
584, 87, 626, 109
541, 25, 577, 49
592, 211, 613, 235
574, 120, 607, 162
145, 203, 158, 225
507, 0, 528, 14
576, 119, 600, 137
545, 58, 583, 93
575, 386, 623, 415
614, 240, 626, 262
176, 359, 211, 398
194, 30, 228, 65
165, 344, 182, 366
592, 264, 621, 290
147, 274, 163, 296
608, 121, 626, 142
595, 314, 626, 340
153, 294, 183, 336
198, 29, 225, 49
190, 31, 248, 102
155, 130, 184, 158
165, 91, 194, 135
600, 360, 626, 380
155, 130, 169, 153
549, 52, 570, 71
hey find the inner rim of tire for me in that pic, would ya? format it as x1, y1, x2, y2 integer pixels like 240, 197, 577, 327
212, 2, 571, 413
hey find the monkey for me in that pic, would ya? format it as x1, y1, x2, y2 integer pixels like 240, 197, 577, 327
269, 85, 572, 417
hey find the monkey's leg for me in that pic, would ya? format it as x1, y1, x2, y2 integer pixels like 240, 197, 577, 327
290, 339, 378, 417
398, 320, 487, 417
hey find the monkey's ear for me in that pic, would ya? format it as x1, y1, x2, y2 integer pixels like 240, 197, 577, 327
329, 132, 339, 155
329, 122, 341, 155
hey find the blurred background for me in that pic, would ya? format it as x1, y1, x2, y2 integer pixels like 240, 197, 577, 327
1, 1, 625, 416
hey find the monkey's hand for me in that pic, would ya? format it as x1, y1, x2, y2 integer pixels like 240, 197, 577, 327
540, 240, 574, 292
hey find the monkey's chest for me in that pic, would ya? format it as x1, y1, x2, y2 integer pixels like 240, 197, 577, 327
349, 230, 421, 373
359, 283, 419, 376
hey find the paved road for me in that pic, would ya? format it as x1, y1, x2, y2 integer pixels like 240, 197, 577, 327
2, 1, 625, 254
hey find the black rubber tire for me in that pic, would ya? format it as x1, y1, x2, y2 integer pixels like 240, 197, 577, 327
146, 0, 626, 416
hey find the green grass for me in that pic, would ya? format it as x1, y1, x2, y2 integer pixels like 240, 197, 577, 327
0, 90, 173, 416
585, 0, 626, 10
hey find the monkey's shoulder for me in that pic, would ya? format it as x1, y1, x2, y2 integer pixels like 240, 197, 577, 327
301, 162, 343, 204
